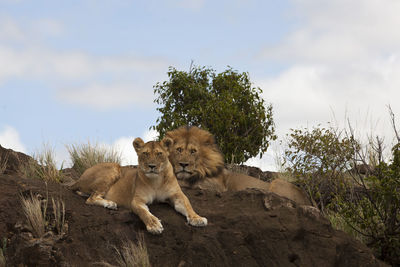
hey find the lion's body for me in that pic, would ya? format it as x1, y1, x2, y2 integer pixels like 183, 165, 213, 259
165, 126, 311, 205
70, 138, 207, 234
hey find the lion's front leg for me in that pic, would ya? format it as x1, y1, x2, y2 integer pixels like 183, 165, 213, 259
85, 192, 117, 210
131, 199, 164, 234
170, 192, 207, 227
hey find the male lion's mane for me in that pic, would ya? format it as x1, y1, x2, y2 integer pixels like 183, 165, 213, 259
165, 126, 225, 181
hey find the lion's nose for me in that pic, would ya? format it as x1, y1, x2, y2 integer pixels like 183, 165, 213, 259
148, 164, 156, 170
179, 162, 189, 168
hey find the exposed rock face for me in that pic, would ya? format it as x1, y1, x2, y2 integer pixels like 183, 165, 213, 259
0, 148, 387, 266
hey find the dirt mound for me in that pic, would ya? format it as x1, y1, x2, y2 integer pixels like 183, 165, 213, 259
0, 145, 32, 175
0, 174, 385, 267
0, 148, 386, 266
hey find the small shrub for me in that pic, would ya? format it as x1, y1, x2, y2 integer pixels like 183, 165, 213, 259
20, 193, 48, 238
67, 142, 121, 176
334, 143, 400, 265
284, 125, 358, 211
114, 234, 150, 267
23, 146, 63, 182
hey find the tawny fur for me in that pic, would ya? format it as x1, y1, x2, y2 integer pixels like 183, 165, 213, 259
165, 126, 311, 206
70, 137, 207, 234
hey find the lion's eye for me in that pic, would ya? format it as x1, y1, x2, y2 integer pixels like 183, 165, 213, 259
157, 152, 163, 157
177, 147, 183, 153
142, 152, 149, 157
190, 149, 197, 154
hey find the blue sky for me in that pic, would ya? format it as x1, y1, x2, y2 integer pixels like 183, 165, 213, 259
1, 0, 400, 170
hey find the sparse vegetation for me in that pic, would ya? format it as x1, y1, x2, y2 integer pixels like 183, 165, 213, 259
284, 125, 358, 211
20, 191, 67, 238
20, 192, 48, 238
114, 234, 150, 267
51, 197, 66, 235
0, 238, 6, 267
333, 141, 400, 265
22, 146, 63, 182
284, 109, 400, 265
67, 142, 121, 176
98, 233, 150, 267
0, 153, 8, 174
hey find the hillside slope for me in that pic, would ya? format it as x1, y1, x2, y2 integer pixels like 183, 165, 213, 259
0, 147, 386, 266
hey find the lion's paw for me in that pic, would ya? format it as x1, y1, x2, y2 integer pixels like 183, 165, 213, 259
103, 200, 118, 210
188, 216, 208, 227
146, 217, 164, 234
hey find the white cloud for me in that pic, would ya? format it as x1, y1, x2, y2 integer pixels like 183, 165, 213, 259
245, 148, 277, 172
257, 0, 400, 143
0, 125, 26, 153
143, 129, 159, 142
0, 18, 25, 42
263, 0, 400, 65
113, 137, 137, 165
0, 17, 169, 111
112, 129, 160, 166
58, 83, 155, 110
33, 19, 64, 37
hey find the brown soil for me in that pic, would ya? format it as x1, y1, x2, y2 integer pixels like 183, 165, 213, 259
0, 147, 387, 267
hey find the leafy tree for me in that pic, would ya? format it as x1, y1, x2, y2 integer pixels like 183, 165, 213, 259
152, 65, 276, 163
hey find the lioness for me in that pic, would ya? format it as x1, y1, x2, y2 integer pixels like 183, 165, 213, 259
70, 137, 207, 234
165, 126, 311, 205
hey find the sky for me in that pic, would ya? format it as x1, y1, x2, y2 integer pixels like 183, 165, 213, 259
1, 0, 400, 171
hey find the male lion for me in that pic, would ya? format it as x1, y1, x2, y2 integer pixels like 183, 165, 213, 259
165, 126, 311, 205
70, 137, 207, 234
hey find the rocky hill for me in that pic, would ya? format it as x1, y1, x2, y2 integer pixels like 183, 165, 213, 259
0, 146, 386, 266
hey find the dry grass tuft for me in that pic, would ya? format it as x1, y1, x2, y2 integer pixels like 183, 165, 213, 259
0, 238, 6, 267
0, 249, 5, 267
114, 233, 150, 267
21, 192, 48, 238
22, 146, 63, 182
67, 142, 122, 176
51, 197, 66, 235
21, 191, 67, 238
0, 153, 8, 175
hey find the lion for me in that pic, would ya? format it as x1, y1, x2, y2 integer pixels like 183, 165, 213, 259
164, 126, 311, 205
70, 137, 207, 234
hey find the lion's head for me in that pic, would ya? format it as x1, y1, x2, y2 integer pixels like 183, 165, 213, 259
133, 137, 172, 179
164, 126, 225, 184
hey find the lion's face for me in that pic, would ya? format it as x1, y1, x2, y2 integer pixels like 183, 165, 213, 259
165, 126, 225, 182
133, 138, 172, 179
169, 138, 200, 180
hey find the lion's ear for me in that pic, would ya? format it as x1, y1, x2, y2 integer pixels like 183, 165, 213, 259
161, 137, 174, 151
204, 134, 217, 146
133, 138, 145, 152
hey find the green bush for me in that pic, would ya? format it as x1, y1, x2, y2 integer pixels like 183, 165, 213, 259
152, 65, 276, 164
334, 143, 400, 265
284, 126, 358, 211
284, 114, 400, 265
